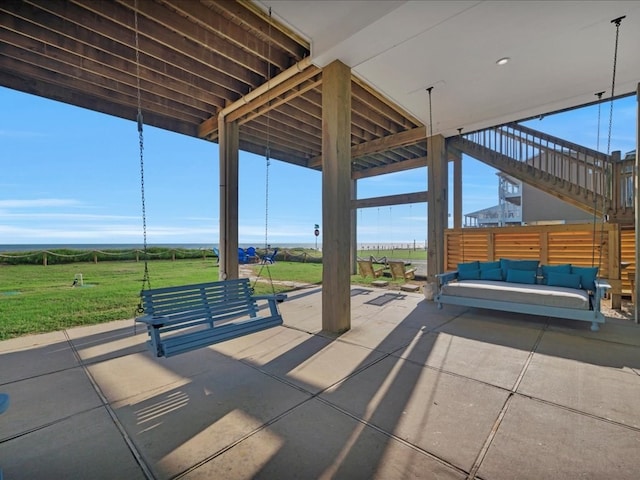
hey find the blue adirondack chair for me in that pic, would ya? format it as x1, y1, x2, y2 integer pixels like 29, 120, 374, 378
262, 248, 278, 264
245, 246, 259, 263
212, 246, 220, 264
238, 247, 248, 264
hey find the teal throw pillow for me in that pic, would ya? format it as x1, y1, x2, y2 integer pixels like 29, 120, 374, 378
458, 261, 479, 272
541, 264, 572, 284
458, 269, 481, 281
479, 261, 501, 271
571, 266, 598, 291
500, 258, 539, 280
506, 269, 536, 284
547, 272, 582, 289
480, 268, 503, 281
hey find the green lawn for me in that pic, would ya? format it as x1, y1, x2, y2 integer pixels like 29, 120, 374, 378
0, 250, 425, 340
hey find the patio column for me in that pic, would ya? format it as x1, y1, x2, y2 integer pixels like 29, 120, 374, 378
635, 82, 639, 324
452, 149, 462, 229
322, 59, 351, 333
427, 134, 447, 280
351, 179, 358, 275
218, 117, 239, 280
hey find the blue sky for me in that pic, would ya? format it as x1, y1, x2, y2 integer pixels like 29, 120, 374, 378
0, 87, 636, 247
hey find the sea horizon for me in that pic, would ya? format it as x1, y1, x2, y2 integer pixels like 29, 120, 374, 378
0, 242, 424, 254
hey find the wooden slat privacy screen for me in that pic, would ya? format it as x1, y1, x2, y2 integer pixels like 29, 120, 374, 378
444, 223, 637, 299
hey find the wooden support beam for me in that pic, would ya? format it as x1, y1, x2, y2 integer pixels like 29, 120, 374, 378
452, 150, 462, 228
198, 58, 315, 138
309, 128, 425, 168
351, 156, 427, 179
427, 135, 447, 281
219, 118, 239, 281
353, 191, 427, 209
636, 82, 639, 324
322, 60, 351, 333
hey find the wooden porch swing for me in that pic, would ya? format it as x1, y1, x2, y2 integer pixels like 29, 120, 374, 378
131, 3, 284, 358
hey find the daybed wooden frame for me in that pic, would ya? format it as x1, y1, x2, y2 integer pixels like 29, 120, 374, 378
434, 271, 611, 331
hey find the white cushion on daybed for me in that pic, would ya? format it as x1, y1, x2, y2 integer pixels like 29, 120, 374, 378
440, 280, 590, 310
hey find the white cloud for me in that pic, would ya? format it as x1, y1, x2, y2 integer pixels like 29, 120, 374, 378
0, 198, 81, 208
0, 129, 50, 139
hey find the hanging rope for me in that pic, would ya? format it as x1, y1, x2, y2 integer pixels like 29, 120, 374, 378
596, 16, 625, 275
134, 0, 151, 317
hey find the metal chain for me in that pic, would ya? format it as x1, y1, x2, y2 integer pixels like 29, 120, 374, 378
591, 91, 604, 267
426, 87, 437, 274
597, 16, 624, 275
253, 7, 276, 295
264, 7, 272, 252
134, 0, 150, 317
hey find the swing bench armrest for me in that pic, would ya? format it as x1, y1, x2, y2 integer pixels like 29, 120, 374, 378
435, 271, 459, 286
253, 293, 287, 316
135, 314, 169, 327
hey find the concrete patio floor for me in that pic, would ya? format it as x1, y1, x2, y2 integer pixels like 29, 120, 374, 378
1, 286, 639, 479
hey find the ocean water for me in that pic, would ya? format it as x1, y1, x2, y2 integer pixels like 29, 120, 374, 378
0, 242, 418, 253
0, 243, 318, 253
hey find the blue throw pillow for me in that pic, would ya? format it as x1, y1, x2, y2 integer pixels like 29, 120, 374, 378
458, 261, 479, 272
458, 269, 481, 280
506, 269, 536, 284
541, 264, 572, 284
479, 261, 501, 271
506, 259, 539, 271
480, 268, 503, 281
547, 272, 582, 289
571, 266, 598, 291
500, 259, 539, 281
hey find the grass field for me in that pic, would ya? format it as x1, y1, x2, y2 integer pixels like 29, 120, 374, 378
0, 249, 425, 340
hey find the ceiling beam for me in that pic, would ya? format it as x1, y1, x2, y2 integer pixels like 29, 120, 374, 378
352, 156, 428, 179
308, 128, 426, 167
352, 191, 428, 209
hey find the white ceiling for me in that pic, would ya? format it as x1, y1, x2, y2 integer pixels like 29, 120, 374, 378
264, 0, 640, 137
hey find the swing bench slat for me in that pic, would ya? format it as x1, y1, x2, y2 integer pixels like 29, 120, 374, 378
135, 278, 284, 358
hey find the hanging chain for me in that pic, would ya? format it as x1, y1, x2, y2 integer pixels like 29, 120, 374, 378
264, 7, 273, 252
134, 0, 150, 316
606, 17, 624, 157
596, 16, 624, 275
426, 87, 437, 272
253, 7, 275, 295
591, 91, 605, 267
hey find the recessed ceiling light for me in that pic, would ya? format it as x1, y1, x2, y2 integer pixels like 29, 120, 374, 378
496, 57, 510, 66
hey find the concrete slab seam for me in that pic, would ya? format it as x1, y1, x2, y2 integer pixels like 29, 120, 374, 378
312, 390, 471, 478
171, 395, 319, 479
63, 329, 156, 480
466, 322, 549, 479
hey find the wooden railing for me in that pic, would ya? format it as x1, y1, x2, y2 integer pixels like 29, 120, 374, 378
463, 122, 610, 193
450, 123, 634, 220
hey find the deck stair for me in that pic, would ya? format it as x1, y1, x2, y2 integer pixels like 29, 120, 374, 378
448, 123, 634, 223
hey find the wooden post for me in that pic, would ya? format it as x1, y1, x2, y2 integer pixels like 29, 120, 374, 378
351, 179, 358, 275
609, 224, 622, 309
453, 150, 462, 229
43, 252, 47, 267
219, 117, 240, 280
611, 150, 621, 215
635, 82, 639, 323
322, 60, 351, 333
427, 135, 447, 281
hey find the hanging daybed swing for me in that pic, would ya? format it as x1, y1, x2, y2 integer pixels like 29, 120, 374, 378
434, 17, 626, 332
131, 4, 285, 358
